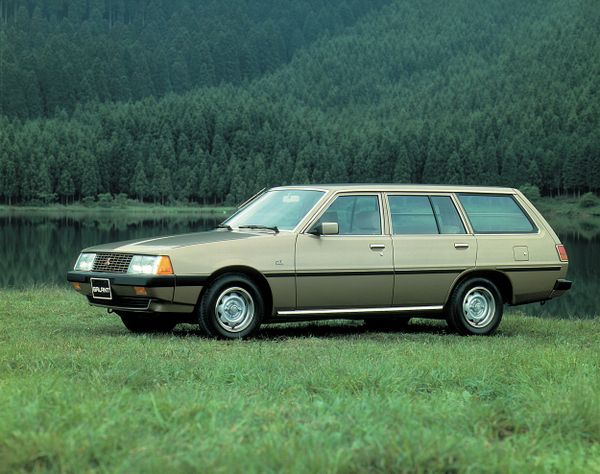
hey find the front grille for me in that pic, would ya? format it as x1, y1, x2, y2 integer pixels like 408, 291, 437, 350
88, 296, 151, 310
92, 253, 133, 273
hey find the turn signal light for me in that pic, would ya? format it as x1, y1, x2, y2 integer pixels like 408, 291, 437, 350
556, 244, 568, 262
134, 286, 148, 296
156, 256, 174, 275
71, 282, 81, 291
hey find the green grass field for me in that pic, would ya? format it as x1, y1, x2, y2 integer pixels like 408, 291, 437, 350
1, 289, 599, 473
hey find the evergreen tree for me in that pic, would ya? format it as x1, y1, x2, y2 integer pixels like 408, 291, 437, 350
392, 146, 412, 183
132, 161, 149, 201
57, 169, 75, 204
0, 152, 17, 205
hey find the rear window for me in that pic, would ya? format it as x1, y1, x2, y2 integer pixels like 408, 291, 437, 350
458, 194, 535, 233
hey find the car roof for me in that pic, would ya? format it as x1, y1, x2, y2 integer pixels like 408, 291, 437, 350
270, 184, 517, 194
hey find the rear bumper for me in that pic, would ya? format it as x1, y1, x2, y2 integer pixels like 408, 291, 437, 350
553, 279, 572, 291
550, 278, 572, 299
67, 271, 200, 313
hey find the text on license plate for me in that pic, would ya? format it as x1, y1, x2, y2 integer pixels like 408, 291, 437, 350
90, 278, 112, 300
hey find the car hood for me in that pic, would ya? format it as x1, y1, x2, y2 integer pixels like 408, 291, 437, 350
84, 230, 269, 254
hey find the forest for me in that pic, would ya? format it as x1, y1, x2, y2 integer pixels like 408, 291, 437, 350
0, 0, 599, 205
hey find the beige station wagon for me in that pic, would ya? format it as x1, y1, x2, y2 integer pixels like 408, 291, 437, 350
68, 185, 572, 338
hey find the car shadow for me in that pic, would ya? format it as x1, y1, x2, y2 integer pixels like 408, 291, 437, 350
167, 319, 452, 339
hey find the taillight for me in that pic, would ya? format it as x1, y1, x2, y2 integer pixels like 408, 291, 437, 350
556, 244, 568, 262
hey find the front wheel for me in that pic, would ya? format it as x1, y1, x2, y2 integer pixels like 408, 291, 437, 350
446, 278, 503, 335
117, 312, 177, 333
198, 274, 264, 339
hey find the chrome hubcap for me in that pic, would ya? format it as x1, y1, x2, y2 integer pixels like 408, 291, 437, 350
215, 287, 254, 333
462, 286, 495, 328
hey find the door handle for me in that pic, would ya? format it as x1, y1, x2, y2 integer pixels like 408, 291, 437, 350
454, 243, 469, 249
370, 244, 386, 250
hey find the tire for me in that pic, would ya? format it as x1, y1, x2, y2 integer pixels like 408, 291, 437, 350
446, 277, 503, 335
364, 317, 411, 331
117, 311, 177, 333
198, 274, 264, 339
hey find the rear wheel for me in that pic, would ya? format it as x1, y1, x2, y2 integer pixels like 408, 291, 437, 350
446, 278, 503, 335
117, 311, 177, 333
198, 274, 264, 339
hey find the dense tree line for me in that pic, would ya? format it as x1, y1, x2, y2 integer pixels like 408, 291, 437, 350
0, 0, 389, 118
0, 0, 599, 204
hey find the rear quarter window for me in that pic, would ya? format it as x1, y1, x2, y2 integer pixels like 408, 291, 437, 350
458, 194, 535, 233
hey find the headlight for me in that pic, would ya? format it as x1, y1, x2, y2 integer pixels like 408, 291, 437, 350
128, 255, 173, 275
74, 253, 96, 271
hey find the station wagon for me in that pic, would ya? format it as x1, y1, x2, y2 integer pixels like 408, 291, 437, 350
67, 185, 572, 338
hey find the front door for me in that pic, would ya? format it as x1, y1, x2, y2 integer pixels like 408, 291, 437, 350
387, 194, 477, 306
295, 193, 394, 309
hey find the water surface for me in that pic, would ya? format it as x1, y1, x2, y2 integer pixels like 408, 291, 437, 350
1, 211, 597, 318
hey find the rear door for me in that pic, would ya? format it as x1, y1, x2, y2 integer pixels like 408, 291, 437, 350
295, 193, 394, 309
387, 194, 476, 306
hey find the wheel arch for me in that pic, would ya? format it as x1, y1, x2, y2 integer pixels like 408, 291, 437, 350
446, 269, 514, 306
198, 265, 274, 317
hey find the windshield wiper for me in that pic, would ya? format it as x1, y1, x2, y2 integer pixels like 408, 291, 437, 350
238, 225, 279, 234
215, 224, 232, 231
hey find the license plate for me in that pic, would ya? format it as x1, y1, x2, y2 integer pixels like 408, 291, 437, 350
90, 278, 112, 300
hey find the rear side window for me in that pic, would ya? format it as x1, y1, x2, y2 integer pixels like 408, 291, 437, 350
389, 195, 466, 234
458, 194, 535, 233
430, 196, 466, 234
389, 196, 438, 234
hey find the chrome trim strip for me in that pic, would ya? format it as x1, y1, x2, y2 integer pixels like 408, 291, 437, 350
277, 305, 444, 316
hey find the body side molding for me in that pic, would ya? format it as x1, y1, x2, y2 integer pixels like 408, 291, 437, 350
277, 305, 444, 316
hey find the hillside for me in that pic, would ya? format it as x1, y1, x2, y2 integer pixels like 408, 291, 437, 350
0, 0, 389, 118
0, 0, 599, 205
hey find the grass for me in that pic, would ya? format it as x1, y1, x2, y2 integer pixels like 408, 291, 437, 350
1, 288, 599, 473
534, 195, 600, 219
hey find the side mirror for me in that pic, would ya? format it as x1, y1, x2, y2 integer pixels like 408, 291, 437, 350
309, 222, 339, 236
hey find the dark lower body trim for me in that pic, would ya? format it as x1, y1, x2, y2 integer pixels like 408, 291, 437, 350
497, 266, 562, 272
67, 271, 175, 287
553, 279, 573, 291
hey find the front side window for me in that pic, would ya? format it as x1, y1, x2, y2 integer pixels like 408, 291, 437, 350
458, 194, 535, 233
225, 189, 325, 231
315, 195, 381, 235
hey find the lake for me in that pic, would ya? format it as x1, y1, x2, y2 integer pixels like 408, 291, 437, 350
1, 210, 597, 319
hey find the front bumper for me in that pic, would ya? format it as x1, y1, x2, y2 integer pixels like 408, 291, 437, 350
67, 271, 201, 313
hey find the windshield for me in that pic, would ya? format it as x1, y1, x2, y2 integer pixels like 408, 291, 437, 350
225, 189, 325, 231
